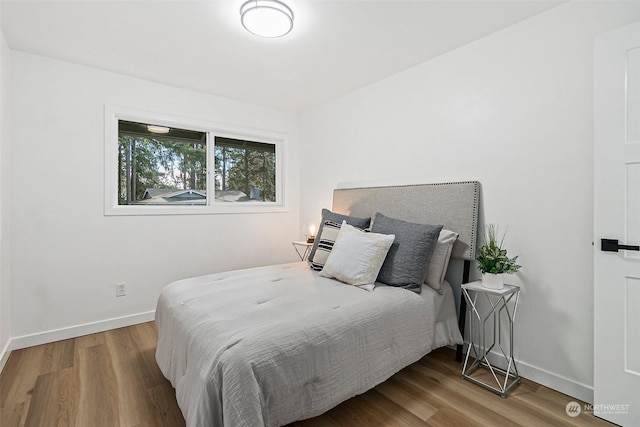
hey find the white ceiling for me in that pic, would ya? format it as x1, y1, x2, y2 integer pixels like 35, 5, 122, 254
0, 0, 564, 112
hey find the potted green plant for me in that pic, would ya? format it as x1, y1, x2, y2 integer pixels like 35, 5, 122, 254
476, 224, 521, 289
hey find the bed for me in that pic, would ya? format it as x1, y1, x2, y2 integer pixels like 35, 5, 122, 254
156, 181, 480, 427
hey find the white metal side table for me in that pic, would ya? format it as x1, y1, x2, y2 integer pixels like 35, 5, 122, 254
292, 241, 313, 261
461, 280, 521, 398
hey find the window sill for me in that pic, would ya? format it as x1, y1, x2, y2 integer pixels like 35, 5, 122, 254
104, 203, 288, 216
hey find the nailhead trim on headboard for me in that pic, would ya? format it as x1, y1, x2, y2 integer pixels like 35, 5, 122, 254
332, 181, 480, 261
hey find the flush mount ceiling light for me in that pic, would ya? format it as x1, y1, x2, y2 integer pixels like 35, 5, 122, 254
147, 125, 171, 134
240, 0, 294, 38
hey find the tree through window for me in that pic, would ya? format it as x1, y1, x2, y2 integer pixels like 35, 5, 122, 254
116, 120, 279, 207
214, 137, 276, 203
118, 121, 207, 205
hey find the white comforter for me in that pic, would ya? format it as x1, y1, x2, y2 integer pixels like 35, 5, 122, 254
155, 262, 462, 427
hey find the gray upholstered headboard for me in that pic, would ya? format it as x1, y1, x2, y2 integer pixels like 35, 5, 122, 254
332, 181, 479, 358
332, 181, 480, 261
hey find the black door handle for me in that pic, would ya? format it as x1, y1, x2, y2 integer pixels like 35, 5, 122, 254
601, 239, 640, 252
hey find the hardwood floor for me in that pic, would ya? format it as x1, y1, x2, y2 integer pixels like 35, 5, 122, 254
0, 322, 612, 427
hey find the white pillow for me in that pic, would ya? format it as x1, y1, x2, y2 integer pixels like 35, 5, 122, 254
424, 229, 458, 293
319, 222, 395, 289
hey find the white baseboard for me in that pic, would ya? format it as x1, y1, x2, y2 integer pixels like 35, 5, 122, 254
0, 338, 11, 374
461, 343, 594, 404
512, 355, 593, 404
4, 310, 156, 361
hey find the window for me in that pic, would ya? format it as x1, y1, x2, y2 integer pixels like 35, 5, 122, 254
118, 121, 207, 206
214, 137, 276, 203
105, 107, 285, 215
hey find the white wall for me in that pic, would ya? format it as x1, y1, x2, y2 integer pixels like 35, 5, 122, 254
300, 2, 640, 402
7, 52, 301, 346
0, 9, 11, 368
3, 0, 638, 404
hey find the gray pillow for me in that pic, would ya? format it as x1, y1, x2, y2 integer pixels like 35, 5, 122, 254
308, 209, 371, 266
370, 212, 443, 294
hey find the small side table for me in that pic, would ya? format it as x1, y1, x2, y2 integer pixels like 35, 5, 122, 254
461, 280, 520, 398
292, 241, 313, 261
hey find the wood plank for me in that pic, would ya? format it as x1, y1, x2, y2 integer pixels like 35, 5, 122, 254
325, 390, 426, 427
146, 384, 186, 427
54, 366, 80, 427
75, 344, 119, 427
39, 339, 75, 373
395, 366, 522, 426
424, 405, 488, 427
405, 359, 562, 426
374, 376, 439, 421
73, 331, 105, 350
127, 323, 166, 390
0, 402, 27, 427
0, 345, 46, 413
288, 414, 342, 427
104, 327, 155, 426
356, 388, 429, 427
24, 371, 59, 427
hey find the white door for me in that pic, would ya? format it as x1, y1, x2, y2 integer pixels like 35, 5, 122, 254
594, 21, 640, 426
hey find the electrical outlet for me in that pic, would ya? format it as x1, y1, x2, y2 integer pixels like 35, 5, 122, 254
116, 283, 126, 297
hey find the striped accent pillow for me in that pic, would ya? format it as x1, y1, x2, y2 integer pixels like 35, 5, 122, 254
308, 209, 371, 264
309, 221, 344, 271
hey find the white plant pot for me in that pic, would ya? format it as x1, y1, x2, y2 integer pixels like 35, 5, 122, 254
482, 273, 504, 289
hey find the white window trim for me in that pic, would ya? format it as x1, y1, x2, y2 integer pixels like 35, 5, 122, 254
104, 105, 287, 216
